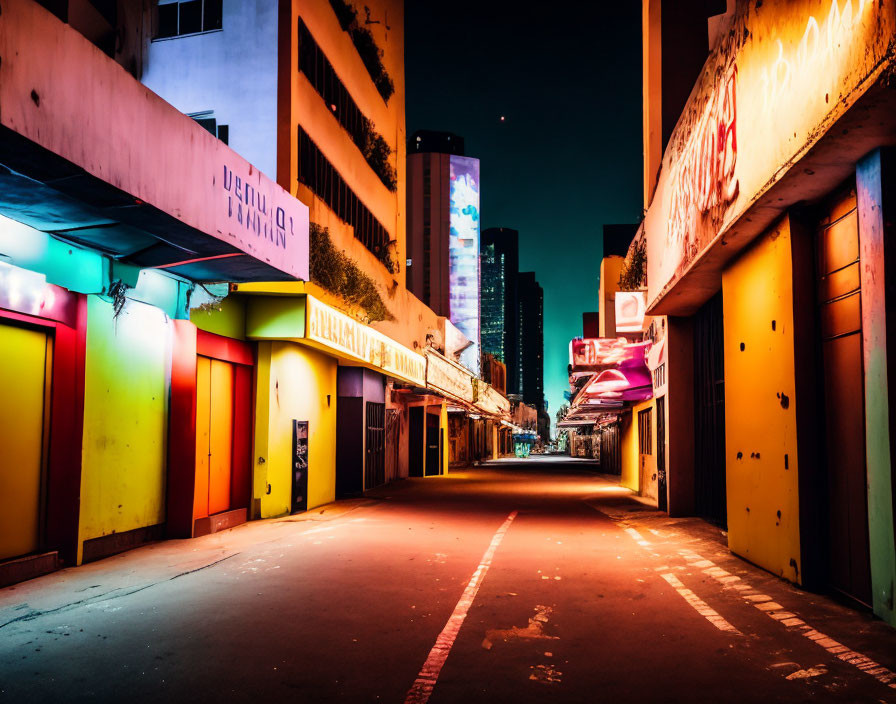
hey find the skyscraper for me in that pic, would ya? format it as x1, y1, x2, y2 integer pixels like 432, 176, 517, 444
481, 227, 520, 395
518, 271, 544, 413
407, 131, 481, 374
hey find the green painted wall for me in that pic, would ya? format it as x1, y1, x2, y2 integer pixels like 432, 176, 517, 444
857, 150, 896, 626
191, 296, 247, 339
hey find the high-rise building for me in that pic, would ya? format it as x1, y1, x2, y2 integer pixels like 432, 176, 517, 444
406, 131, 481, 374
481, 227, 520, 394
410, 130, 465, 156
518, 271, 544, 413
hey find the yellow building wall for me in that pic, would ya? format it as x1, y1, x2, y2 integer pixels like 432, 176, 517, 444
441, 404, 449, 473
254, 341, 337, 517
78, 296, 172, 562
620, 411, 639, 492
599, 256, 626, 337
722, 218, 802, 583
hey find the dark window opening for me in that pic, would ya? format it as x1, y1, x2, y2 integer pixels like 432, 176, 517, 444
155, 0, 223, 39
638, 408, 652, 455
188, 112, 228, 144
297, 126, 391, 259
297, 19, 395, 192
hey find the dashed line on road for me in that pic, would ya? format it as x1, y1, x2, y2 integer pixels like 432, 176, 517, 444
404, 511, 519, 704
677, 549, 896, 690
624, 527, 651, 547
659, 572, 741, 634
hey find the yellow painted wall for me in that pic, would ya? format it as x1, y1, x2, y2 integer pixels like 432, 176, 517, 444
620, 411, 638, 492
254, 341, 337, 517
722, 217, 802, 583
0, 323, 49, 560
78, 296, 171, 562
441, 404, 449, 474
599, 256, 626, 337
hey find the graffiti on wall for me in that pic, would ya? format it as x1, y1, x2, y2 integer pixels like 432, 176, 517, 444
667, 61, 738, 275
760, 0, 875, 116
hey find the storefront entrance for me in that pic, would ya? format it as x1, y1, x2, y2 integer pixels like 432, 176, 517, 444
0, 323, 51, 561
409, 406, 425, 477
816, 188, 872, 606
196, 357, 236, 518
425, 411, 441, 476
364, 402, 386, 490
694, 291, 727, 527
189, 333, 253, 536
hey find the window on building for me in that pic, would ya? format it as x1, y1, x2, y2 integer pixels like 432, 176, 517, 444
638, 408, 652, 455
188, 112, 229, 144
296, 126, 391, 259
156, 0, 223, 39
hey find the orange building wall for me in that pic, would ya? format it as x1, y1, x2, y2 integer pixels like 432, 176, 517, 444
279, 0, 405, 287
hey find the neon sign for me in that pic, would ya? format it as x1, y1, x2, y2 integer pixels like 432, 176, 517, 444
448, 156, 481, 375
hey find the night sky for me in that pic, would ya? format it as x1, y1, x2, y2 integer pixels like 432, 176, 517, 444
405, 2, 644, 431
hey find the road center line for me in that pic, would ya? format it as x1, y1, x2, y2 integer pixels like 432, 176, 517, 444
405, 511, 518, 704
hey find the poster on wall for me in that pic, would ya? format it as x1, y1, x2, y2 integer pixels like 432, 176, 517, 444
291, 420, 309, 514
448, 155, 481, 376
615, 291, 647, 333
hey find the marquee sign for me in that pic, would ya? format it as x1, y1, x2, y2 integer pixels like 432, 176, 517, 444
426, 350, 475, 404
570, 338, 651, 371
305, 295, 426, 386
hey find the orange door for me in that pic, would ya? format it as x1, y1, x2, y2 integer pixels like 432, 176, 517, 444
194, 356, 211, 521
194, 356, 235, 518
816, 188, 872, 606
208, 359, 234, 515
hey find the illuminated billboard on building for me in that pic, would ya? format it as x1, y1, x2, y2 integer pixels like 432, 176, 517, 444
449, 155, 481, 375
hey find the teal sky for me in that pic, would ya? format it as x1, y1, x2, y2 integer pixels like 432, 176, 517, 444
406, 3, 643, 433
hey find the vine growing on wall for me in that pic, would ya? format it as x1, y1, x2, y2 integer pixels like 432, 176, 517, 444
108, 279, 129, 319
328, 0, 395, 103
362, 117, 397, 192
617, 236, 647, 291
310, 223, 395, 322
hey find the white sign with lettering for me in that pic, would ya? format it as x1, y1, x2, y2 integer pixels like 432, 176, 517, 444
305, 295, 425, 386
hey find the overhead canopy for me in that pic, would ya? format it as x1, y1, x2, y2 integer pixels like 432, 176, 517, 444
0, 0, 309, 283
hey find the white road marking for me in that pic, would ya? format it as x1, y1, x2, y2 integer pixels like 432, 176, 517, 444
679, 549, 896, 689
605, 504, 896, 690
660, 573, 741, 634
404, 511, 518, 704
624, 527, 651, 547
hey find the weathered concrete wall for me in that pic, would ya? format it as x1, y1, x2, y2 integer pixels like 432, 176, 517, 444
645, 0, 896, 314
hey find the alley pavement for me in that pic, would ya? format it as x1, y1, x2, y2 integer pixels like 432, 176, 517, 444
1, 455, 895, 703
